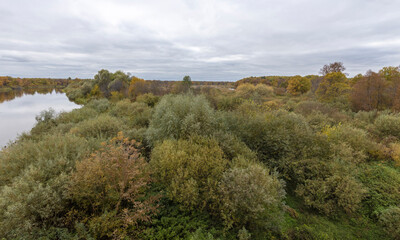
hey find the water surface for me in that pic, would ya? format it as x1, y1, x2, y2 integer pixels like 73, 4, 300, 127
0, 89, 80, 147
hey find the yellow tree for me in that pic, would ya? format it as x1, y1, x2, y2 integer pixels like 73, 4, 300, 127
129, 76, 148, 98
287, 75, 311, 95
316, 72, 350, 102
379, 66, 400, 107
379, 66, 400, 82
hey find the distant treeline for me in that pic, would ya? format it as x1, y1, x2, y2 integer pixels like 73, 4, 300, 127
0, 88, 63, 104
235, 75, 293, 88
64, 70, 234, 104
235, 64, 400, 112
0, 76, 78, 91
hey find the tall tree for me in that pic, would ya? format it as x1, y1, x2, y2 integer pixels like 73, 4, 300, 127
94, 69, 112, 97
350, 70, 388, 111
287, 75, 311, 95
316, 72, 349, 102
320, 62, 346, 76
182, 75, 192, 93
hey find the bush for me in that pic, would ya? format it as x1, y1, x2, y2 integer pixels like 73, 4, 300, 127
236, 83, 274, 102
295, 170, 366, 215
305, 112, 335, 132
359, 164, 400, 216
287, 224, 318, 240
57, 107, 98, 124
146, 94, 218, 146
214, 95, 242, 111
211, 131, 257, 161
294, 101, 333, 116
0, 134, 89, 238
322, 124, 377, 163
0, 133, 89, 187
35, 108, 57, 123
293, 156, 366, 215
235, 83, 255, 99
67, 133, 158, 239
375, 113, 400, 139
140, 199, 228, 240
70, 114, 124, 139
390, 142, 400, 166
223, 110, 313, 164
110, 99, 152, 128
187, 228, 220, 240
136, 93, 160, 107
30, 109, 58, 136
151, 136, 228, 210
354, 110, 378, 124
378, 206, 400, 239
218, 162, 286, 235
86, 98, 110, 113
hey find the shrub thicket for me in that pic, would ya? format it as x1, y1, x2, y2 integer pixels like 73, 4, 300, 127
146, 94, 218, 145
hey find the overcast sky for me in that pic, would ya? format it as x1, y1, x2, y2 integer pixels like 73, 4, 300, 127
0, 0, 400, 81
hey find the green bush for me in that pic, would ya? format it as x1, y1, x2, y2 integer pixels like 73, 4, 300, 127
215, 95, 242, 111
70, 114, 124, 139
375, 113, 400, 139
359, 164, 400, 216
140, 199, 229, 240
188, 228, 220, 240
151, 136, 228, 210
378, 206, 400, 239
86, 98, 110, 113
219, 161, 286, 235
294, 101, 334, 116
296, 171, 366, 215
0, 134, 89, 187
211, 131, 257, 161
110, 99, 152, 128
305, 112, 335, 132
0, 134, 89, 238
322, 124, 377, 163
354, 110, 378, 124
57, 107, 98, 124
294, 100, 349, 123
293, 158, 366, 215
30, 109, 58, 136
222, 110, 314, 164
146, 94, 218, 146
136, 93, 160, 107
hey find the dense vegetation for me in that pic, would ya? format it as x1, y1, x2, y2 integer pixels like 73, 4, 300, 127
1, 63, 400, 239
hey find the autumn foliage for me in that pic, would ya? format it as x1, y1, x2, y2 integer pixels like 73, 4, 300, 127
68, 132, 158, 239
287, 75, 311, 95
3, 64, 400, 239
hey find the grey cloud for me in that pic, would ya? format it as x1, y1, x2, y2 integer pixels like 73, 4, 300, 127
0, 0, 400, 80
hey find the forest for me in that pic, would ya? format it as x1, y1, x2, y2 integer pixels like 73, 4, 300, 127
1, 62, 400, 239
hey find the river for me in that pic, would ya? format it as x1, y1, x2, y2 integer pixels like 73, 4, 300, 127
0, 89, 80, 148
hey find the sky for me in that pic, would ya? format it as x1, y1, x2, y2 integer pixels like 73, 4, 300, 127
0, 0, 400, 81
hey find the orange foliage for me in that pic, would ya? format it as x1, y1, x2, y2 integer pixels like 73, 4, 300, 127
351, 71, 389, 111
68, 133, 158, 237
